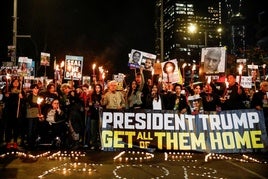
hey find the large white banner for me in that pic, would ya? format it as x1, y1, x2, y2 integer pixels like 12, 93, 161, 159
100, 109, 268, 153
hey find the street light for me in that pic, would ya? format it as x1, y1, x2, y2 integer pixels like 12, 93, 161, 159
188, 23, 222, 47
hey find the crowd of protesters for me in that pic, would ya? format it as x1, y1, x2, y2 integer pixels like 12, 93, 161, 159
0, 67, 268, 151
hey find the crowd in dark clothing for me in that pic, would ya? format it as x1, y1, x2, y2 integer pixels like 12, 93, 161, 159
0, 72, 268, 151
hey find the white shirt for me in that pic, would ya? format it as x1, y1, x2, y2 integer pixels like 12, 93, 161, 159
152, 96, 162, 110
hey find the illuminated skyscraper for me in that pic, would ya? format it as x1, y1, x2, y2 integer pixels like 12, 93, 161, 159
155, 0, 223, 63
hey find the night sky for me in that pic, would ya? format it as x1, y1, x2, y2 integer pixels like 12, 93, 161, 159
0, 0, 156, 79
0, 0, 266, 80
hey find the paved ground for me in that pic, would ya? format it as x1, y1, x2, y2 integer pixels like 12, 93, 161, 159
0, 147, 268, 179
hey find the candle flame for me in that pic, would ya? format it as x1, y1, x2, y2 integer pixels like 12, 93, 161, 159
238, 64, 243, 75
225, 78, 229, 88
207, 76, 211, 84
60, 61, 65, 68
192, 64, 196, 71
37, 97, 44, 105
182, 63, 187, 69
99, 66, 104, 73
92, 63, 96, 70
6, 73, 10, 80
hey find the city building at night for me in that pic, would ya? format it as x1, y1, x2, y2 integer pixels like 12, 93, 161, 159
154, 0, 260, 64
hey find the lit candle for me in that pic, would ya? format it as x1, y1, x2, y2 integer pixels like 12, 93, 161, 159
37, 97, 44, 116
92, 63, 96, 76
182, 63, 187, 84
6, 73, 10, 93
60, 61, 65, 83
102, 73, 105, 88
151, 69, 154, 82
60, 61, 65, 69
54, 64, 59, 81
263, 64, 266, 79
191, 64, 196, 82
238, 64, 243, 86
98, 66, 103, 81
207, 76, 211, 84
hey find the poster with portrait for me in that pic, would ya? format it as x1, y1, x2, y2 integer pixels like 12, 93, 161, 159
23, 76, 36, 90
161, 59, 183, 84
140, 53, 157, 71
113, 73, 125, 91
17, 57, 32, 77
247, 64, 260, 82
188, 95, 204, 115
40, 52, 50, 66
64, 55, 83, 80
82, 76, 91, 86
128, 49, 156, 70
200, 47, 226, 74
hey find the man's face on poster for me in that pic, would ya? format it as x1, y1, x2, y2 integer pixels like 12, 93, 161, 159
204, 50, 221, 73
132, 52, 141, 63
192, 100, 200, 110
144, 58, 152, 69
251, 70, 258, 80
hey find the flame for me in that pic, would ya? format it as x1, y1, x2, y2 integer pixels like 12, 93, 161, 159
60, 61, 65, 68
225, 78, 229, 88
238, 64, 243, 75
192, 64, 196, 71
37, 97, 44, 105
207, 76, 211, 84
6, 73, 11, 80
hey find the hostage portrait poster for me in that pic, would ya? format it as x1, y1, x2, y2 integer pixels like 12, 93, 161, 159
99, 109, 268, 153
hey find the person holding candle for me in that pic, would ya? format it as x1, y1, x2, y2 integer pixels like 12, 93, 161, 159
60, 83, 83, 149
39, 83, 59, 115
3, 78, 27, 149
200, 82, 221, 112
125, 80, 143, 110
25, 84, 42, 148
220, 73, 247, 110
88, 83, 103, 150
